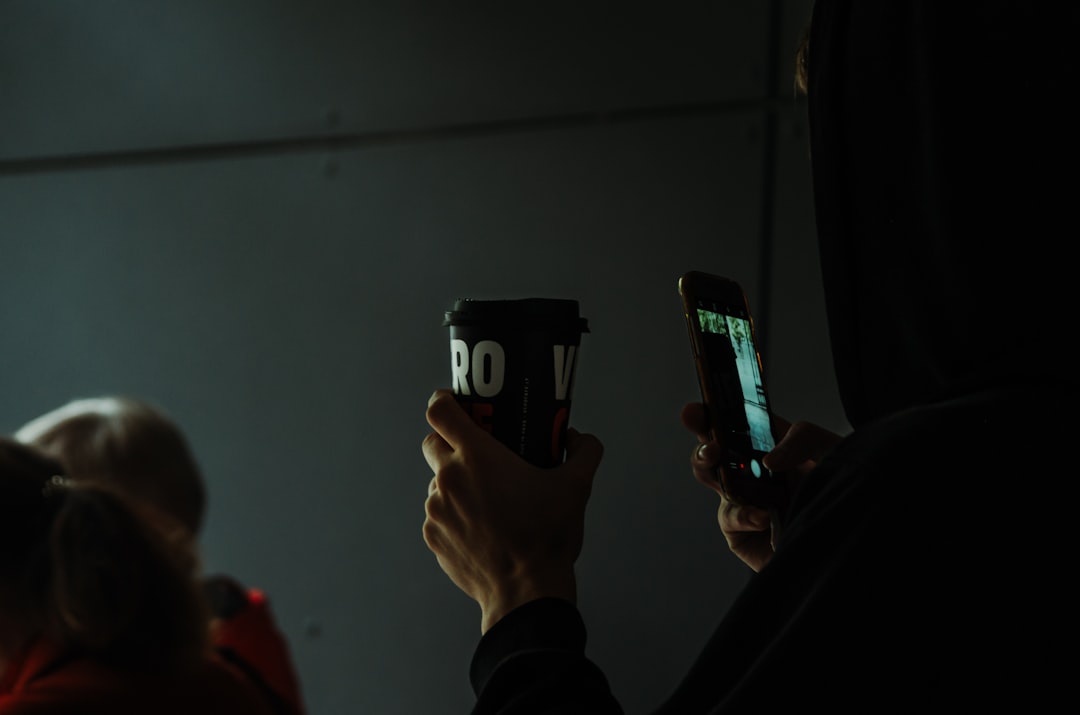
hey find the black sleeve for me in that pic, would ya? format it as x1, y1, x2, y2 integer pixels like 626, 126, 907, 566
469, 598, 624, 714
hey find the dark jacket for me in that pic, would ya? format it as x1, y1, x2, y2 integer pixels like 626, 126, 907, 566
467, 2, 1079, 712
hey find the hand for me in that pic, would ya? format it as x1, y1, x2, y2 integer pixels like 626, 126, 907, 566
681, 403, 842, 572
682, 401, 775, 571
761, 417, 843, 477
422, 389, 604, 634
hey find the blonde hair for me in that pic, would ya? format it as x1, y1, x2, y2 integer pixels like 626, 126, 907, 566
16, 397, 207, 535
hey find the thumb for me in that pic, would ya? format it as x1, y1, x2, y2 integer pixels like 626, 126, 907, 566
564, 428, 604, 476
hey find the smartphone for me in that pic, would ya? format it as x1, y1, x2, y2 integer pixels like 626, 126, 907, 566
678, 271, 787, 512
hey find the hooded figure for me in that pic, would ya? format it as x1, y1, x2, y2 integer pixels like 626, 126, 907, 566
422, 3, 1079, 712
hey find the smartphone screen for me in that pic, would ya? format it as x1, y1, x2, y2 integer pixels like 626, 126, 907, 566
679, 271, 786, 510
694, 299, 775, 464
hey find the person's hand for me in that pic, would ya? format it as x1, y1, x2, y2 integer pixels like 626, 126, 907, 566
422, 389, 604, 634
681, 402, 842, 571
682, 401, 775, 571
761, 417, 842, 477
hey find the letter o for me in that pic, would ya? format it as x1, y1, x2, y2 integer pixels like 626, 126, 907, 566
472, 340, 505, 397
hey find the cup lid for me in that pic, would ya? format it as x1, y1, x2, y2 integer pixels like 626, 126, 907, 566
443, 297, 589, 333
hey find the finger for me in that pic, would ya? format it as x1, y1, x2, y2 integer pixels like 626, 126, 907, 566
424, 485, 457, 531
720, 499, 770, 532
425, 389, 483, 451
693, 440, 719, 466
421, 512, 443, 554
764, 420, 843, 471
423, 490, 464, 553
428, 475, 438, 496
679, 402, 710, 439
564, 429, 604, 474
770, 413, 792, 438
691, 441, 723, 493
422, 431, 453, 472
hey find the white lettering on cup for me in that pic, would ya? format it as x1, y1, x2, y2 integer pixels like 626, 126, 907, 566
553, 345, 577, 400
472, 340, 505, 397
450, 339, 472, 395
450, 339, 507, 397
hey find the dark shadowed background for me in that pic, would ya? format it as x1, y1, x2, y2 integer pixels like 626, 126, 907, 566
0, 1, 846, 712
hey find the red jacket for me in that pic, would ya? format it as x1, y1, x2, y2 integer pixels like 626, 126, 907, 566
0, 636, 278, 715
210, 587, 306, 715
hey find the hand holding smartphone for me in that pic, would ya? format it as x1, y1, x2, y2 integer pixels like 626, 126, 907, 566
678, 271, 788, 515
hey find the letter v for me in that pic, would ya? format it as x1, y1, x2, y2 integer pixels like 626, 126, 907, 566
553, 345, 576, 400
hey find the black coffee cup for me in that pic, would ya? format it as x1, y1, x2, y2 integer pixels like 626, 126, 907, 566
443, 297, 589, 467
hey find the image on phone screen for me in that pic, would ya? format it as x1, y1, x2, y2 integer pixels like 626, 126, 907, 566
694, 299, 774, 476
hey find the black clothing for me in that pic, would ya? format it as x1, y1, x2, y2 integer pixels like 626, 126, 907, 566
469, 3, 1079, 712
809, 2, 1079, 428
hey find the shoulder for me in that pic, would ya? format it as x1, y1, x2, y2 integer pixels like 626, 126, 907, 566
2, 653, 276, 715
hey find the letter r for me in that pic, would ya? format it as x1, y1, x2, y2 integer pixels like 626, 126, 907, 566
450, 339, 470, 395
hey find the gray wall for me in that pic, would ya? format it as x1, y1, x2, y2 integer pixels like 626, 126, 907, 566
0, 2, 845, 713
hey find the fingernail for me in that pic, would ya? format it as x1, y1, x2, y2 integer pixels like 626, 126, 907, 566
696, 443, 709, 461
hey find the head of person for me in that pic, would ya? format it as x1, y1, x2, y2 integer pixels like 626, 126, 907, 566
0, 437, 208, 671
15, 397, 207, 537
